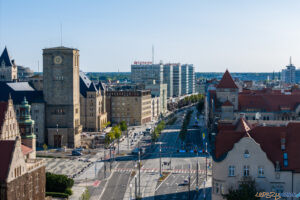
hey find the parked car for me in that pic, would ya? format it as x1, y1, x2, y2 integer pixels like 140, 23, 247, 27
72, 150, 82, 156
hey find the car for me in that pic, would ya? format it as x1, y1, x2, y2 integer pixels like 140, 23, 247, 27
72, 150, 82, 156
183, 179, 189, 185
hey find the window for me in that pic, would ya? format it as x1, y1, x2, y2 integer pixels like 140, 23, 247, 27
243, 165, 250, 177
244, 150, 250, 158
215, 183, 219, 194
228, 166, 235, 177
258, 166, 264, 177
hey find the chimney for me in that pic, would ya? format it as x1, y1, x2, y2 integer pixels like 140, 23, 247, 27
275, 161, 280, 171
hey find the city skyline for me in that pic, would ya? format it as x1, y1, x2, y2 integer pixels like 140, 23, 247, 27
1, 0, 300, 72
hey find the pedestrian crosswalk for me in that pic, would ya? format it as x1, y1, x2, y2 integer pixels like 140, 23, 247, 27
113, 167, 208, 174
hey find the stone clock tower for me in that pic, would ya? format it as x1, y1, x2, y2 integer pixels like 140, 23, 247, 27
43, 47, 81, 148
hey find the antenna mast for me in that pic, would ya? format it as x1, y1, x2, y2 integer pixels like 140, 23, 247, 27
60, 23, 63, 47
152, 45, 154, 64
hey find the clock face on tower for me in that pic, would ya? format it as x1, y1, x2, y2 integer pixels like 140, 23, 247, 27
54, 56, 63, 65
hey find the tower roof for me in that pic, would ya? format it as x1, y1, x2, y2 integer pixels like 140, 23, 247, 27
0, 47, 13, 67
217, 70, 238, 89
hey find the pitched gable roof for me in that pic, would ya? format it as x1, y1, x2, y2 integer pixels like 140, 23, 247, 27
0, 47, 13, 67
214, 120, 300, 172
21, 144, 32, 155
0, 140, 15, 181
216, 70, 238, 89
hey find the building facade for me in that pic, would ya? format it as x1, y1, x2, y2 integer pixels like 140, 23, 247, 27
172, 64, 181, 97
131, 62, 164, 85
181, 64, 189, 95
163, 64, 173, 98
79, 72, 107, 132
106, 90, 152, 126
0, 99, 45, 200
212, 118, 300, 200
0, 47, 18, 82
145, 82, 168, 116
43, 47, 81, 148
281, 59, 296, 84
188, 64, 195, 94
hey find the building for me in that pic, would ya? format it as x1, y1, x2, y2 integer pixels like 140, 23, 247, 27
172, 64, 181, 97
212, 117, 300, 200
17, 65, 34, 81
79, 72, 107, 131
28, 74, 43, 91
151, 96, 160, 121
216, 70, 239, 111
163, 64, 173, 98
43, 47, 82, 148
131, 62, 164, 85
208, 70, 300, 123
181, 64, 189, 95
188, 64, 195, 94
0, 82, 45, 146
281, 58, 296, 84
106, 90, 152, 126
0, 47, 18, 82
0, 99, 45, 200
145, 82, 168, 116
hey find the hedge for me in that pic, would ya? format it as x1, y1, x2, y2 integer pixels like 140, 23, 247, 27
46, 192, 69, 198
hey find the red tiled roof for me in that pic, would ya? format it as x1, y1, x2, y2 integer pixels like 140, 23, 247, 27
215, 120, 300, 172
0, 140, 15, 181
222, 100, 233, 107
216, 70, 238, 89
239, 93, 300, 112
0, 102, 8, 129
21, 144, 32, 155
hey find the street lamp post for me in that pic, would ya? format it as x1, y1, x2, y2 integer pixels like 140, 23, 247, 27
129, 183, 132, 200
159, 143, 162, 176
204, 142, 208, 200
138, 150, 141, 197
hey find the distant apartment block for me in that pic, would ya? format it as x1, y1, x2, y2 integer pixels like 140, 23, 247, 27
281, 58, 296, 84
172, 64, 181, 97
188, 64, 195, 94
163, 64, 173, 98
131, 61, 163, 85
106, 90, 152, 126
181, 64, 189, 95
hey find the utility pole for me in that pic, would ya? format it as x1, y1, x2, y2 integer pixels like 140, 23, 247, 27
159, 143, 162, 176
110, 146, 112, 171
188, 164, 191, 200
104, 150, 106, 178
138, 150, 141, 197
204, 142, 208, 200
135, 176, 137, 199
127, 130, 129, 150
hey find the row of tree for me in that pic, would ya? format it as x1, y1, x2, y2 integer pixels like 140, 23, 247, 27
168, 94, 204, 111
152, 121, 166, 141
179, 110, 193, 142
104, 121, 128, 153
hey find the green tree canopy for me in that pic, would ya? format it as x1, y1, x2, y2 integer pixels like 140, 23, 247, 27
119, 121, 128, 132
223, 177, 260, 200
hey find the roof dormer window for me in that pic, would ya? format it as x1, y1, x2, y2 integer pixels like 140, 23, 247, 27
244, 150, 250, 158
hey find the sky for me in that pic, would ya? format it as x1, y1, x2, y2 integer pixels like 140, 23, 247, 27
1, 0, 300, 73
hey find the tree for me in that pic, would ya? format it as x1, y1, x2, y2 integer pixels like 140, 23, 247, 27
105, 131, 115, 146
223, 177, 260, 200
43, 143, 48, 151
119, 121, 128, 132
101, 121, 111, 130
46, 172, 74, 195
112, 125, 122, 154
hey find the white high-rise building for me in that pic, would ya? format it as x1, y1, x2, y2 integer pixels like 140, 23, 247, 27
188, 64, 195, 94
281, 58, 296, 84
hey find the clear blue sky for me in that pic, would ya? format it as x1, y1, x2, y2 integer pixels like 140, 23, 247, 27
1, 0, 300, 72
